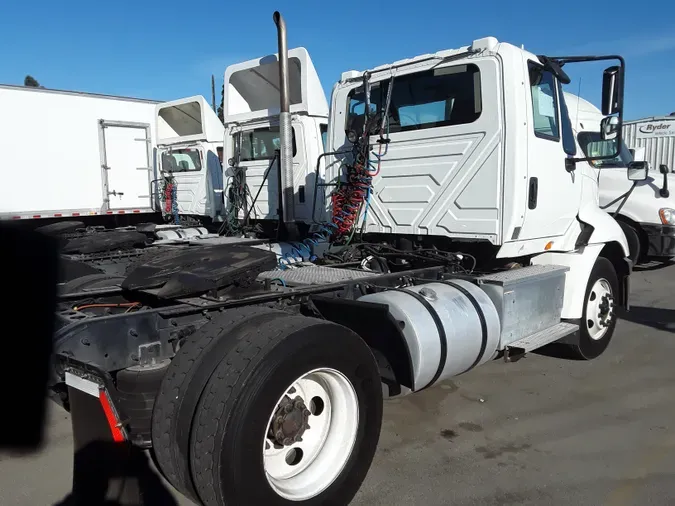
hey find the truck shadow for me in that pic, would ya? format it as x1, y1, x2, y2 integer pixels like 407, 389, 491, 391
534, 305, 675, 360
634, 259, 675, 272
52, 440, 177, 506
616, 305, 675, 333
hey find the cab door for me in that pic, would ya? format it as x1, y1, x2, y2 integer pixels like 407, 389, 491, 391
517, 59, 581, 241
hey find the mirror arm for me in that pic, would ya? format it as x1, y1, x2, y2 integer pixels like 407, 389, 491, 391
661, 173, 669, 198
600, 181, 637, 217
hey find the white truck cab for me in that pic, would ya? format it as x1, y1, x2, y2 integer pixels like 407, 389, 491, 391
324, 39, 632, 329
156, 95, 225, 224
221, 48, 328, 232
565, 92, 675, 262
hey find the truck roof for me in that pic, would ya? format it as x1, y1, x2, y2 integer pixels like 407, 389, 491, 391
223, 47, 328, 124
339, 37, 531, 81
0, 83, 160, 104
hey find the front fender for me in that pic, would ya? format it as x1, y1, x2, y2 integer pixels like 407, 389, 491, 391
531, 244, 604, 319
578, 200, 630, 257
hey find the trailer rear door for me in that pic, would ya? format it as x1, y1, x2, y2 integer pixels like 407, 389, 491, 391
100, 121, 153, 211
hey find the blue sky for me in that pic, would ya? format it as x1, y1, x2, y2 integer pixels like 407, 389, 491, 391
1, 0, 673, 120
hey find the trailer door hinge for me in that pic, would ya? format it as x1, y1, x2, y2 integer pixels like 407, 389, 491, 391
102, 164, 110, 170
108, 189, 124, 197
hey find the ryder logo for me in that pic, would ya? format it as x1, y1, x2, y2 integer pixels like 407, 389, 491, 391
637, 122, 674, 138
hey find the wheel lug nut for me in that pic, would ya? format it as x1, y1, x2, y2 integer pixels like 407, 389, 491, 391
294, 435, 302, 442
303, 409, 311, 417
276, 430, 284, 440
283, 437, 292, 446
285, 404, 294, 413
305, 424, 311, 430
276, 416, 284, 425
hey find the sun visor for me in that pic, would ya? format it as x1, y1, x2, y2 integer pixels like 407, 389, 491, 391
223, 47, 328, 124
156, 95, 223, 145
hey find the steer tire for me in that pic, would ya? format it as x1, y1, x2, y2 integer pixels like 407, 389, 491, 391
190, 315, 383, 506
151, 306, 289, 501
568, 256, 619, 360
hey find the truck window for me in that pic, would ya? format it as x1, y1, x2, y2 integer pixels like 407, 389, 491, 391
161, 148, 202, 172
346, 64, 482, 136
528, 62, 560, 141
240, 126, 297, 162
320, 124, 328, 150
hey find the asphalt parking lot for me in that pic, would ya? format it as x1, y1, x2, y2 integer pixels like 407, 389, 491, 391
1, 261, 674, 506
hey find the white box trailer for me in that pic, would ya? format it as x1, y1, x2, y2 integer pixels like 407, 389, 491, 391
0, 84, 160, 221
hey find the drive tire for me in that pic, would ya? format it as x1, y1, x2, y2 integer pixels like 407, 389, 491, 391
190, 315, 383, 506
569, 256, 619, 360
151, 306, 288, 501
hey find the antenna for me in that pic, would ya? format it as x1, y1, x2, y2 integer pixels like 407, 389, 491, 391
211, 75, 216, 112
575, 77, 582, 127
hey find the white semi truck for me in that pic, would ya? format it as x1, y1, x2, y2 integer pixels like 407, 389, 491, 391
49, 11, 637, 506
565, 92, 675, 262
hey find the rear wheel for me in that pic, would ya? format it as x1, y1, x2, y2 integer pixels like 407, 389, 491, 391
189, 315, 383, 506
151, 306, 287, 501
569, 256, 619, 360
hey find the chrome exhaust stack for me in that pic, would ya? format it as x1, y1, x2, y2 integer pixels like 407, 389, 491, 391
273, 11, 295, 227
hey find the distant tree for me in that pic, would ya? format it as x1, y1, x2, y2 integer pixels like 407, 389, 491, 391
217, 84, 224, 123
24, 75, 40, 87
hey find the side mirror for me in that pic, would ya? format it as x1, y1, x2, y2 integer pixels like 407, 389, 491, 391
600, 116, 620, 141
627, 161, 649, 182
660, 164, 670, 175
602, 65, 622, 115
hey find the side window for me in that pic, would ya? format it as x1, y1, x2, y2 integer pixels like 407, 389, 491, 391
320, 124, 328, 150
528, 62, 560, 141
161, 148, 202, 172
239, 126, 297, 162
557, 81, 577, 156
346, 64, 482, 136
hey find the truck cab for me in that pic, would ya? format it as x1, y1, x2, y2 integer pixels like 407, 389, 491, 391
156, 95, 225, 224
221, 48, 328, 231
325, 38, 631, 325
565, 92, 675, 262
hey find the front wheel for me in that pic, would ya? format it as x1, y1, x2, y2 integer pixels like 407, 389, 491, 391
569, 256, 619, 360
189, 315, 383, 506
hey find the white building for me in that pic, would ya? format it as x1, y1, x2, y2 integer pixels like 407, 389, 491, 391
623, 114, 675, 173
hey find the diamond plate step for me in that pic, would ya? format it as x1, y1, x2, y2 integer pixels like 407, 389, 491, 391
257, 265, 378, 286
505, 322, 579, 352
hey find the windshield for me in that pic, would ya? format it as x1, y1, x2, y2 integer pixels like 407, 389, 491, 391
577, 131, 633, 168
161, 148, 202, 172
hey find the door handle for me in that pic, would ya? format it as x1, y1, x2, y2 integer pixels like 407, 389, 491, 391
528, 177, 538, 210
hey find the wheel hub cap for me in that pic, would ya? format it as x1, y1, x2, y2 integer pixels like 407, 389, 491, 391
262, 368, 359, 501
271, 396, 312, 447
586, 278, 614, 340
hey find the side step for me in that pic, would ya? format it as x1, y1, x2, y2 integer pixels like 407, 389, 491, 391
503, 322, 578, 362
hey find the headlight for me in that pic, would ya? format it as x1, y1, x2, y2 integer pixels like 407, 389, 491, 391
659, 208, 675, 225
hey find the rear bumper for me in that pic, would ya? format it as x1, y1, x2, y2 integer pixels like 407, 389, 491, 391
642, 223, 675, 258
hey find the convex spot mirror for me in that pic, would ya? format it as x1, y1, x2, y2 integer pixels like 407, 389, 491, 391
627, 161, 649, 182
601, 116, 620, 141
